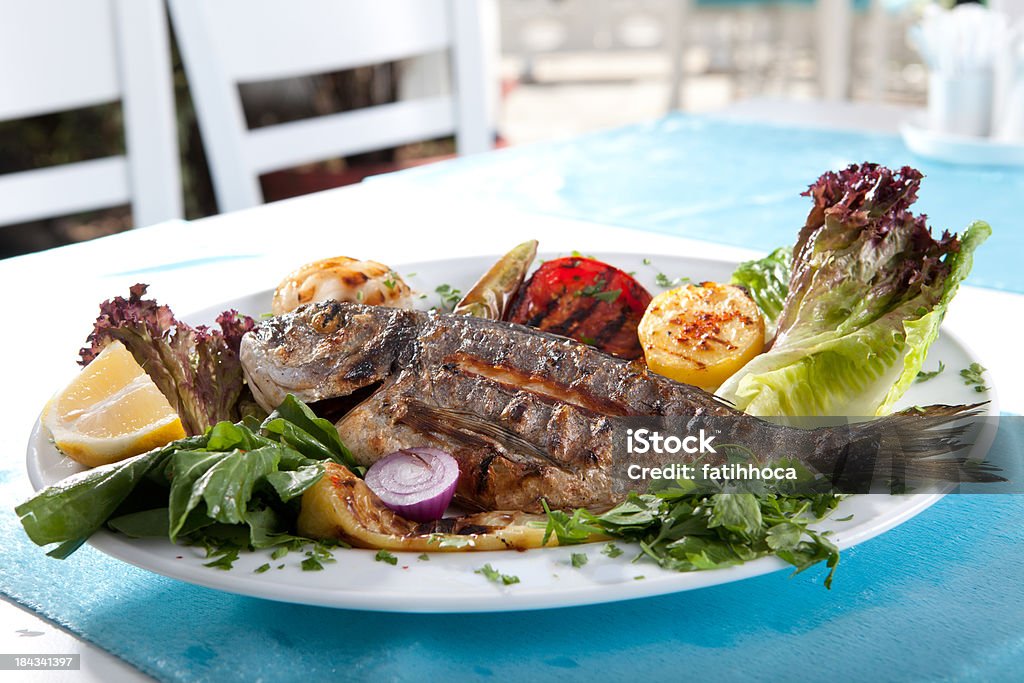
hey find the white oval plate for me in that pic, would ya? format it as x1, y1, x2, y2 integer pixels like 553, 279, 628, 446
26, 253, 998, 613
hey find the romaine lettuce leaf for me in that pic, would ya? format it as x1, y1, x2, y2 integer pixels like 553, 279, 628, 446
717, 164, 990, 417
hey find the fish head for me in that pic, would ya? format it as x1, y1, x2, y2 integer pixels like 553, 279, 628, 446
240, 300, 417, 412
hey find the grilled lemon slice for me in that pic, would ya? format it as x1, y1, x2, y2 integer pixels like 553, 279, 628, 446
42, 341, 185, 468
638, 282, 764, 390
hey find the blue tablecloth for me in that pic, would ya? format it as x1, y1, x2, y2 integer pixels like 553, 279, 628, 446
3, 115, 1023, 682
390, 116, 1024, 294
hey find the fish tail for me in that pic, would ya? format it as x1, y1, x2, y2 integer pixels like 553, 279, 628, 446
805, 403, 1004, 491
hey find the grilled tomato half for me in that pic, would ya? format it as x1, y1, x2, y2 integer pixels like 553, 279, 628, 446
506, 256, 652, 358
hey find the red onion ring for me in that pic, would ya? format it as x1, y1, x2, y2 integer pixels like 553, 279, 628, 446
363, 448, 459, 522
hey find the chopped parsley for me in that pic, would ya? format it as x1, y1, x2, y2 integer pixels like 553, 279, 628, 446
375, 549, 398, 565
960, 362, 989, 392
382, 271, 398, 290
541, 485, 843, 589
601, 543, 624, 558
300, 556, 325, 571
570, 552, 588, 568
655, 273, 690, 289
417, 553, 430, 561
475, 563, 520, 586
203, 547, 239, 571
592, 289, 622, 303
916, 361, 945, 383
254, 563, 271, 574
301, 542, 338, 571
435, 284, 462, 312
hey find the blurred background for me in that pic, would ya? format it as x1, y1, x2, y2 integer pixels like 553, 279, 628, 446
0, 0, 1012, 258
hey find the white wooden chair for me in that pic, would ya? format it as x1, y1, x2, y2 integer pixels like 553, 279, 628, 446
0, 0, 182, 229
168, 0, 493, 213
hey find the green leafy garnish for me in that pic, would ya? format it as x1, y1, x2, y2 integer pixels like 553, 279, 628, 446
203, 546, 240, 571
570, 552, 588, 568
730, 246, 791, 332
916, 361, 945, 383
654, 273, 690, 289
254, 563, 271, 574
960, 362, 989, 392
543, 484, 843, 588
602, 543, 624, 558
417, 553, 430, 561
17, 395, 357, 567
435, 284, 462, 312
375, 549, 398, 565
475, 564, 520, 586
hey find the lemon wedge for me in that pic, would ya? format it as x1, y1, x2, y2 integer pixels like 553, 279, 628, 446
42, 340, 186, 467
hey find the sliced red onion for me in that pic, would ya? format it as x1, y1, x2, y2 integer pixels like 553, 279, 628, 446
364, 448, 459, 522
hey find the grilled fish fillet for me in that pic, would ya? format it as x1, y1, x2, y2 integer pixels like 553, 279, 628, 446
241, 301, 992, 513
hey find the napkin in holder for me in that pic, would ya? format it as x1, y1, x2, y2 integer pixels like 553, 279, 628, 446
911, 4, 1008, 139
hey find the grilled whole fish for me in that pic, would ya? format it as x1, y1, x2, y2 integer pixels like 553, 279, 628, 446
241, 301, 992, 513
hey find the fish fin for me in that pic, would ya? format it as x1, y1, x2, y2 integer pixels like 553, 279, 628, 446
828, 403, 1005, 489
399, 400, 576, 474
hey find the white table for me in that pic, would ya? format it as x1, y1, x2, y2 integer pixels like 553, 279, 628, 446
2, 179, 1020, 681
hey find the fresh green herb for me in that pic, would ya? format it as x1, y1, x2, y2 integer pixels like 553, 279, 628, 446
435, 284, 462, 312
634, 575, 645, 581
375, 549, 398, 565
203, 547, 240, 571
254, 563, 271, 574
475, 563, 520, 586
356, 290, 364, 302
260, 312, 275, 319
277, 564, 285, 570
17, 395, 359, 565
577, 278, 614, 301
592, 289, 622, 303
602, 543, 624, 558
382, 271, 398, 290
570, 552, 588, 568
916, 361, 945, 383
730, 247, 792, 330
655, 273, 690, 289
542, 485, 843, 589
642, 258, 652, 265
427, 534, 472, 549
301, 556, 324, 571
960, 363, 989, 392
417, 553, 430, 561
578, 335, 597, 346
406, 272, 417, 278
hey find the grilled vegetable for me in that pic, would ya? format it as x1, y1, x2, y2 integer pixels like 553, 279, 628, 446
454, 240, 538, 319
272, 256, 412, 315
638, 282, 765, 389
298, 463, 573, 551
506, 256, 653, 358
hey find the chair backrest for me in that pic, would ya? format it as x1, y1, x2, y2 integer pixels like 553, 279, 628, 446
168, 0, 492, 213
0, 0, 182, 228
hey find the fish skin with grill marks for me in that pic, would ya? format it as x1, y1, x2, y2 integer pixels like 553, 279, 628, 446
240, 301, 996, 513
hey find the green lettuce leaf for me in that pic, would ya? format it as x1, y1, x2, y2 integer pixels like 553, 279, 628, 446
730, 246, 791, 334
717, 164, 990, 417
